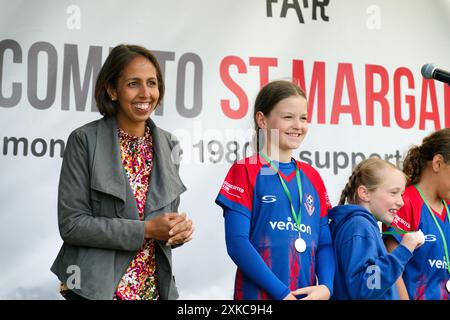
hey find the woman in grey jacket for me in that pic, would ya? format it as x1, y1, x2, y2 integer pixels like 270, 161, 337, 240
51, 44, 194, 300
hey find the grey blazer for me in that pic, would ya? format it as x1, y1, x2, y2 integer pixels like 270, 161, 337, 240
51, 116, 186, 300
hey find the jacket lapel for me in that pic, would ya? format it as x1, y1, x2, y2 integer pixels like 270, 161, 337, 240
90, 116, 128, 202
90, 116, 186, 219
144, 118, 186, 216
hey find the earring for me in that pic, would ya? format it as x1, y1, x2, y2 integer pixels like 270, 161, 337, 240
110, 96, 117, 101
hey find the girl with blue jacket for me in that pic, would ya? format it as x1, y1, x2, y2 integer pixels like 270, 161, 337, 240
329, 158, 423, 299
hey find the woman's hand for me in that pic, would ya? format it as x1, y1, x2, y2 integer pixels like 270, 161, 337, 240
290, 284, 331, 300
166, 212, 195, 246
144, 212, 194, 246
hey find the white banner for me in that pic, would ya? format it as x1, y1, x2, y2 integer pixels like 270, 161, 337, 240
0, 0, 449, 299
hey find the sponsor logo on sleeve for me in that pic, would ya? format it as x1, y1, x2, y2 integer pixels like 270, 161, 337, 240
221, 181, 244, 199
392, 215, 411, 230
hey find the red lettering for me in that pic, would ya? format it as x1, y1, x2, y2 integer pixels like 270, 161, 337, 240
292, 60, 326, 124
419, 79, 440, 130
365, 64, 390, 126
220, 56, 447, 128
393, 67, 415, 129
220, 56, 248, 119
331, 63, 361, 125
249, 57, 278, 88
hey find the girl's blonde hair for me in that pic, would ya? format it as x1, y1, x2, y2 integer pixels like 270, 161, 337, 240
339, 157, 402, 205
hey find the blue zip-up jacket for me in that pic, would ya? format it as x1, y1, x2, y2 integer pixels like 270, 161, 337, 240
328, 205, 413, 300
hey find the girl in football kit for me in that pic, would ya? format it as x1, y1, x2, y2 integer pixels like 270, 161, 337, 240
215, 80, 335, 300
384, 128, 450, 300
329, 158, 424, 299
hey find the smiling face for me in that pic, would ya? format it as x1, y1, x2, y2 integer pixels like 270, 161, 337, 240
108, 56, 160, 136
363, 167, 406, 224
256, 95, 308, 161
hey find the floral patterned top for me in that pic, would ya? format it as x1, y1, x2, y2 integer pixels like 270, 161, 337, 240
114, 125, 159, 300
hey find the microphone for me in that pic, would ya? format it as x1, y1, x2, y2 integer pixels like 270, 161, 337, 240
421, 63, 450, 85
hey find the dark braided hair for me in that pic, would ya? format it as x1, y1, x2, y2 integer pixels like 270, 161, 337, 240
403, 128, 450, 185
339, 157, 401, 205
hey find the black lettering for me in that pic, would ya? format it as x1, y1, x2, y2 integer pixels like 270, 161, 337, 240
394, 150, 402, 167
266, 0, 278, 16
281, 0, 305, 23
312, 0, 329, 21
0, 39, 22, 108
298, 150, 312, 165
315, 150, 330, 169
176, 53, 202, 118
50, 139, 65, 158
31, 138, 47, 157
385, 153, 394, 163
3, 137, 28, 156
152, 50, 175, 116
2, 136, 65, 157
62, 44, 102, 112
27, 42, 57, 109
333, 151, 349, 175
351, 152, 366, 168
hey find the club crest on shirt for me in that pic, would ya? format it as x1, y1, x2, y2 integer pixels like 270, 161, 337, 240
304, 194, 315, 216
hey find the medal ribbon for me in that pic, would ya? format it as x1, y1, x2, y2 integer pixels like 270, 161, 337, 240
414, 184, 450, 276
259, 152, 303, 236
382, 221, 413, 236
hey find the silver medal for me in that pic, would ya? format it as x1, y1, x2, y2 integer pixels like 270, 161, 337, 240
294, 238, 306, 253
446, 279, 450, 293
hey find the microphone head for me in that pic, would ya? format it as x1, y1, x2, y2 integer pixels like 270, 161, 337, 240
421, 63, 436, 79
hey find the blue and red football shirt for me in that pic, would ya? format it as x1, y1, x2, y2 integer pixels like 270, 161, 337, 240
384, 184, 450, 300
216, 154, 333, 299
